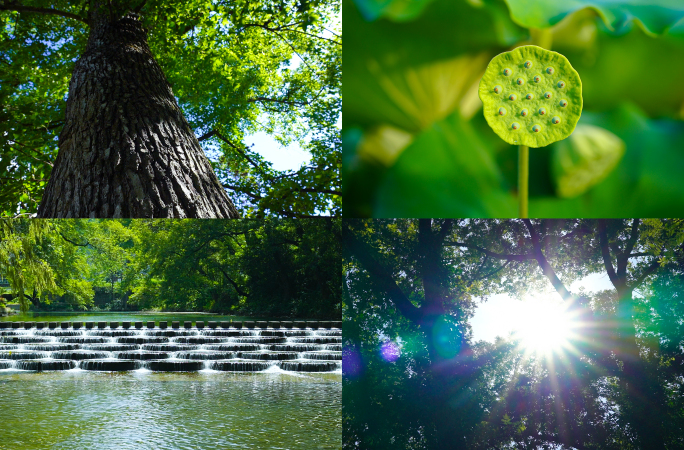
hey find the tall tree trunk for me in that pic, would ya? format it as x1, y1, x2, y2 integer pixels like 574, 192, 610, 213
37, 6, 238, 218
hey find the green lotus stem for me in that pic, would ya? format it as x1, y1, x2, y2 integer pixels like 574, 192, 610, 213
518, 145, 529, 218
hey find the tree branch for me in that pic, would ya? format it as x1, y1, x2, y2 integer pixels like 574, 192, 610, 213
133, 0, 148, 13
217, 267, 248, 297
248, 96, 308, 107
444, 242, 536, 262
522, 219, 573, 300
630, 257, 662, 291
598, 220, 620, 289
617, 219, 641, 280
0, 2, 90, 25
59, 233, 95, 249
344, 227, 423, 325
197, 129, 264, 173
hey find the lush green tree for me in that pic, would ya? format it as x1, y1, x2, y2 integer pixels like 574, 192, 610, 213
0, 219, 56, 311
0, 0, 340, 218
129, 218, 341, 317
343, 219, 684, 450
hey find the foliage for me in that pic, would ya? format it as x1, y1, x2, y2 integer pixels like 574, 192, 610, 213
0, 218, 341, 318
343, 219, 684, 449
0, 219, 57, 311
344, 0, 684, 217
0, 0, 340, 218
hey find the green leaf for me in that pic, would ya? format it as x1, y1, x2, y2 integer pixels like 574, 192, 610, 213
551, 123, 625, 198
530, 104, 684, 217
374, 111, 516, 217
503, 0, 684, 36
352, 0, 436, 21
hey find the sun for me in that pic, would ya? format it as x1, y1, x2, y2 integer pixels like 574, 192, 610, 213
512, 297, 577, 355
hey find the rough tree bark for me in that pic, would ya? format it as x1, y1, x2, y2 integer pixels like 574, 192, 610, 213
37, 3, 239, 218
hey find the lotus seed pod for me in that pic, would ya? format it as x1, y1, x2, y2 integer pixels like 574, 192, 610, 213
552, 124, 625, 198
552, 116, 561, 124
517, 77, 525, 85
499, 107, 507, 116
478, 45, 583, 147
493, 85, 502, 94
512, 122, 520, 130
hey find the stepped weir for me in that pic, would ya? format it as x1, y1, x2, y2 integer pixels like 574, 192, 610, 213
0, 320, 342, 372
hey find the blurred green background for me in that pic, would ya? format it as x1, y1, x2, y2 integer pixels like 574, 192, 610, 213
343, 0, 684, 217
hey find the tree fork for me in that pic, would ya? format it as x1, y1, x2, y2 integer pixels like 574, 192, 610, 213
37, 4, 238, 218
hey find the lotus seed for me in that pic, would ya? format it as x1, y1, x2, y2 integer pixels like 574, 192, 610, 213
478, 45, 584, 147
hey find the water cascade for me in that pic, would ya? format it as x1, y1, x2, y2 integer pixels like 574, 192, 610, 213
0, 321, 341, 372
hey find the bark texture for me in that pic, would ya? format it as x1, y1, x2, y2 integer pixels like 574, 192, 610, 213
38, 10, 239, 218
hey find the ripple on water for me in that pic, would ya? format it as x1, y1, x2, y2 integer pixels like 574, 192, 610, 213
0, 373, 341, 450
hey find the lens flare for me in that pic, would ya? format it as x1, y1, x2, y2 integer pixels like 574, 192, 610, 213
380, 341, 400, 362
343, 346, 363, 377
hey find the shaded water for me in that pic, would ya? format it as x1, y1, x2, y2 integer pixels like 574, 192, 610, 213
0, 371, 341, 449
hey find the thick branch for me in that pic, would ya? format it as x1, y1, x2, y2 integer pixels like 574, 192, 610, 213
617, 219, 641, 280
0, 2, 89, 25
630, 258, 662, 291
344, 228, 423, 325
217, 267, 248, 297
522, 219, 572, 300
133, 0, 148, 13
59, 233, 93, 248
444, 242, 536, 262
598, 220, 620, 289
248, 96, 308, 107
197, 129, 264, 172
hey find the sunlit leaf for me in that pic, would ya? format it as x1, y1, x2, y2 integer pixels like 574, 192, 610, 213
503, 0, 684, 36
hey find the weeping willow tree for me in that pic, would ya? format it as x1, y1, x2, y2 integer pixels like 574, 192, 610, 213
0, 219, 57, 312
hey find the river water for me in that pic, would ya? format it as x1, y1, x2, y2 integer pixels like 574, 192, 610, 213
0, 320, 341, 449
0, 371, 341, 449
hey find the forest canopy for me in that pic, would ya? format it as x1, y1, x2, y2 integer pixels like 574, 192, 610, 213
343, 219, 684, 449
0, 218, 341, 319
0, 0, 341, 218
